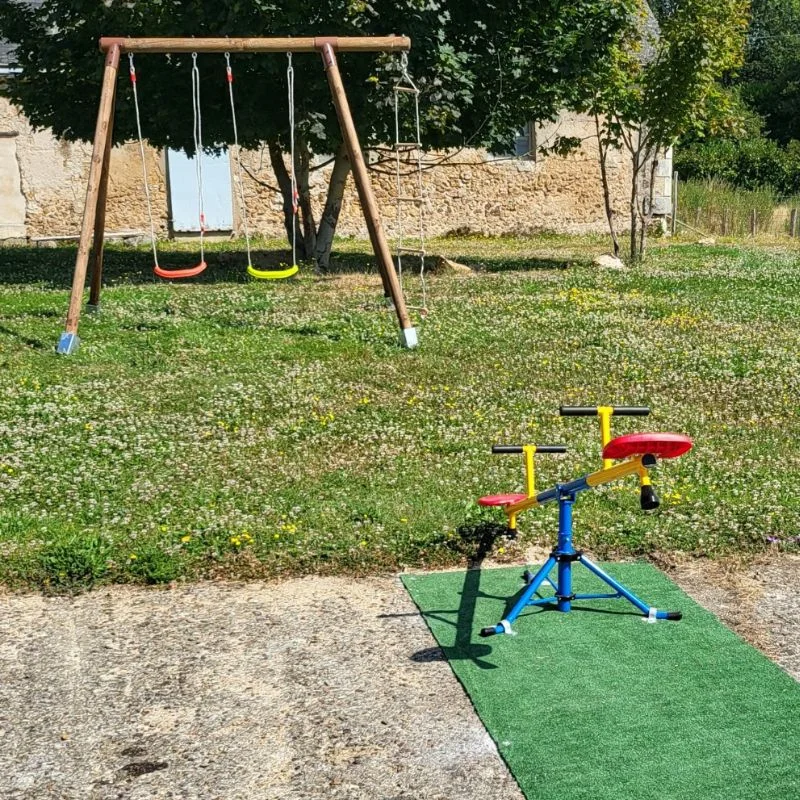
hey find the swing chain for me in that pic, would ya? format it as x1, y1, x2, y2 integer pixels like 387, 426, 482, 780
191, 52, 207, 261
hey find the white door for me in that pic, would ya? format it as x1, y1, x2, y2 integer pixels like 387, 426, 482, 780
167, 148, 233, 232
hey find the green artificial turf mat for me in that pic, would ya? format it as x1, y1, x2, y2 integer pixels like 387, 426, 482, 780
402, 563, 799, 800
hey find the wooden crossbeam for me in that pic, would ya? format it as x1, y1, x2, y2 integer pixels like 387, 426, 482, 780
99, 36, 410, 54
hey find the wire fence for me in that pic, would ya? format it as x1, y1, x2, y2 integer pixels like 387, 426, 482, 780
672, 175, 800, 239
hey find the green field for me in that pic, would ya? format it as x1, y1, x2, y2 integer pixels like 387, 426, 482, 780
1, 236, 799, 591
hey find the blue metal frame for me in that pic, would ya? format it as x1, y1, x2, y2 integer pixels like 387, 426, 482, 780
481, 486, 681, 636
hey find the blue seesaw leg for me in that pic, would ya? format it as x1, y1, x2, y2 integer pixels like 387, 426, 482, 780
480, 556, 557, 637
579, 555, 681, 620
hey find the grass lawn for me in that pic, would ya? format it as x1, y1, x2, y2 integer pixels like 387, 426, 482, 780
1, 235, 798, 591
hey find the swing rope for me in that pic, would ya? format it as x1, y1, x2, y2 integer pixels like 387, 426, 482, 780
393, 51, 428, 316
129, 53, 160, 271
191, 52, 207, 268
288, 52, 298, 268
129, 52, 208, 280
225, 52, 253, 269
244, 52, 299, 280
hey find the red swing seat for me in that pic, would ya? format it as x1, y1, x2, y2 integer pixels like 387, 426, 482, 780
154, 261, 208, 280
602, 432, 693, 460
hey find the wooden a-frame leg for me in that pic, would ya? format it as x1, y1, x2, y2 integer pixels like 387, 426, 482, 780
320, 43, 418, 348
87, 92, 116, 310
57, 44, 121, 354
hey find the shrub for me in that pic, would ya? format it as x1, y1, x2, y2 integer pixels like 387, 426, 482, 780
675, 137, 800, 196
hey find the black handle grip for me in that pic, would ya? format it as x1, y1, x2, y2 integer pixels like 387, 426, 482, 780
611, 407, 651, 416
559, 406, 650, 417
491, 445, 567, 454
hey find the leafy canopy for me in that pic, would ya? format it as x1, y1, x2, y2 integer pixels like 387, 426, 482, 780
584, 0, 750, 149
0, 0, 634, 155
739, 0, 800, 144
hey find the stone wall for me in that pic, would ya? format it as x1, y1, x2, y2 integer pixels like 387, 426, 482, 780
0, 97, 166, 240
237, 113, 641, 240
0, 99, 670, 241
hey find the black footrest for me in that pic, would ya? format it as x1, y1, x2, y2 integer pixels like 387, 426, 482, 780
665, 611, 682, 621
479, 626, 497, 637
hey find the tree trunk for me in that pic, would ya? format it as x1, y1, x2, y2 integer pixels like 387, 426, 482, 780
595, 114, 621, 258
295, 137, 317, 261
629, 149, 640, 263
639, 150, 659, 261
314, 143, 351, 271
267, 141, 305, 260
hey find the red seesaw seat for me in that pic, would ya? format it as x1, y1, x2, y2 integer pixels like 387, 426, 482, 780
478, 493, 528, 507
603, 432, 693, 461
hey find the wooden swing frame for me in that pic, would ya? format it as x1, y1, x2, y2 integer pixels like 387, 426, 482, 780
57, 36, 418, 354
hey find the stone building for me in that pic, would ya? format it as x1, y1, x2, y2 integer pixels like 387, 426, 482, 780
0, 24, 672, 245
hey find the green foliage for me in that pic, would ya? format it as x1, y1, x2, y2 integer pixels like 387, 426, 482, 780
578, 0, 750, 261
675, 137, 800, 196
591, 0, 750, 150
0, 0, 633, 156
125, 542, 184, 584
676, 178, 800, 237
740, 0, 800, 144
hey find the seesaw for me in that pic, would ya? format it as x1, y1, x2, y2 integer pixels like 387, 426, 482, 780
477, 406, 692, 637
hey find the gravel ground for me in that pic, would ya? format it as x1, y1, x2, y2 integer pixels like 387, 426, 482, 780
668, 552, 800, 680
0, 555, 796, 799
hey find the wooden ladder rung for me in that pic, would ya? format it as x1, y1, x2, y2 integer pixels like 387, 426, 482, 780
394, 86, 419, 94
395, 196, 423, 204
397, 247, 427, 255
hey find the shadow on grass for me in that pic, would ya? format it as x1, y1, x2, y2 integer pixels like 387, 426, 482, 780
462, 256, 578, 273
0, 324, 48, 350
0, 242, 580, 288
0, 244, 385, 289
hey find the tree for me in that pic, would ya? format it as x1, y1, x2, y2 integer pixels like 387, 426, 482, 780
0, 0, 634, 268
575, 0, 749, 261
739, 0, 800, 145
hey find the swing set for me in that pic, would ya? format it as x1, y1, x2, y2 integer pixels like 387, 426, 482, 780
57, 36, 419, 355
129, 49, 301, 282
